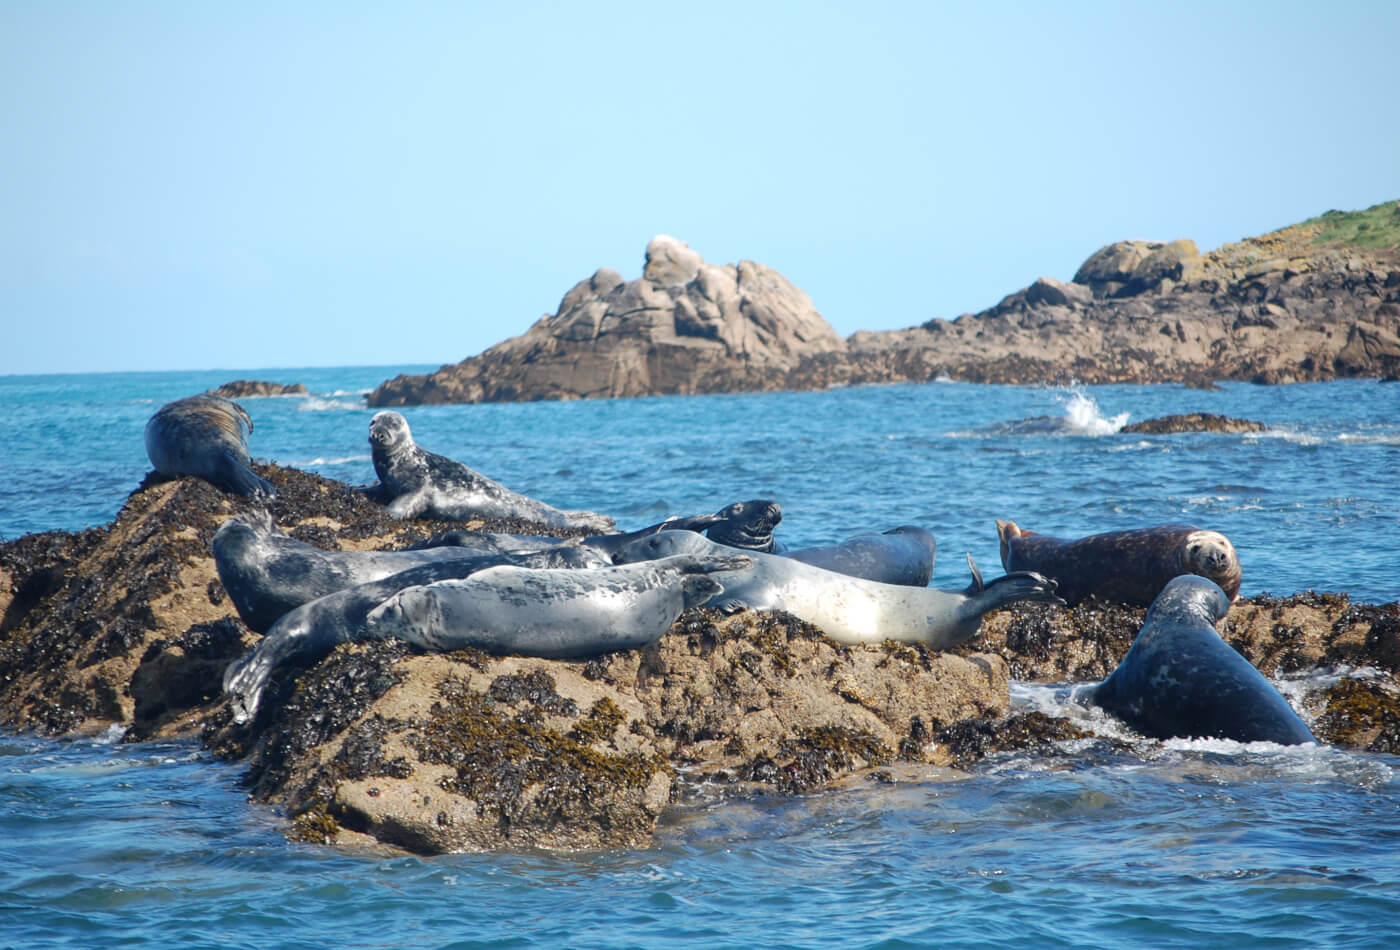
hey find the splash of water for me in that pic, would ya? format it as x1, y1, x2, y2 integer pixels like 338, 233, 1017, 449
1057, 388, 1130, 435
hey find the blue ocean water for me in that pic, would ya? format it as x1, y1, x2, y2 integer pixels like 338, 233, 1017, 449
2, 367, 1399, 948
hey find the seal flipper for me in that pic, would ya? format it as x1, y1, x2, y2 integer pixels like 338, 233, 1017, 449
964, 553, 986, 595
223, 618, 350, 723
214, 452, 276, 499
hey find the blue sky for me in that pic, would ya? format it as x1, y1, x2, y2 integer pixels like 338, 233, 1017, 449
3, 1, 1397, 375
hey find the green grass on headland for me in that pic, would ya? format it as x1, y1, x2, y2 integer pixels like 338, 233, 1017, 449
1303, 200, 1400, 249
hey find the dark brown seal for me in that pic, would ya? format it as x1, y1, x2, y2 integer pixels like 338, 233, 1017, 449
996, 520, 1241, 606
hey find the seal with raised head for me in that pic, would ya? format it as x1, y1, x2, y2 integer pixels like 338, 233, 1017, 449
702, 499, 784, 553
213, 510, 608, 632
144, 393, 275, 499
1080, 575, 1315, 745
368, 410, 615, 533
224, 552, 752, 722
785, 525, 936, 587
612, 531, 1061, 649
996, 520, 1241, 606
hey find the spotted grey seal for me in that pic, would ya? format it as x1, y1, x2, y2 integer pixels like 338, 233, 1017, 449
613, 531, 1061, 649
996, 520, 1241, 606
213, 510, 608, 632
224, 552, 752, 722
1079, 575, 1315, 744
785, 526, 936, 587
409, 511, 726, 561
144, 393, 274, 499
368, 410, 614, 533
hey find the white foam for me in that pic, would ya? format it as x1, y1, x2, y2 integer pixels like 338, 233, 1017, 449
1057, 388, 1130, 435
298, 396, 366, 412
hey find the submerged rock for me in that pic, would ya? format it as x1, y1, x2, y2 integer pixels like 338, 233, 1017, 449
209, 380, 309, 398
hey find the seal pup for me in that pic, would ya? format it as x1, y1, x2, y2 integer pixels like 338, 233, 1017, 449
613, 531, 1061, 649
702, 499, 784, 553
1080, 575, 1315, 745
144, 393, 275, 499
224, 552, 752, 722
785, 526, 936, 587
996, 520, 1241, 606
368, 410, 614, 533
213, 511, 608, 632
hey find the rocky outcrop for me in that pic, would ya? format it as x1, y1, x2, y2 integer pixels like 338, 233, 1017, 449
4, 464, 1399, 854
369, 203, 1400, 404
1121, 413, 1267, 435
210, 380, 308, 398
368, 235, 846, 406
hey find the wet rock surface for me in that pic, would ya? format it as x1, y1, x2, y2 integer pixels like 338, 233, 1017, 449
3, 464, 1398, 854
208, 380, 309, 398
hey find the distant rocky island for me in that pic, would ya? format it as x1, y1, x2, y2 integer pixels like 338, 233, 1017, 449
368, 201, 1400, 406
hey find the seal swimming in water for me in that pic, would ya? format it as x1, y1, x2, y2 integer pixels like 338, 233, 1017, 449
613, 531, 1061, 648
702, 499, 785, 553
996, 520, 1241, 606
144, 393, 275, 499
224, 552, 752, 722
785, 526, 936, 587
368, 410, 615, 533
213, 510, 608, 632
1079, 575, 1315, 745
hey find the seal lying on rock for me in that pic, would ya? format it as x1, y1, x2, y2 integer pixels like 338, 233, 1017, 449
785, 526, 936, 587
613, 531, 1061, 649
996, 520, 1241, 606
1079, 575, 1316, 745
144, 393, 275, 499
368, 410, 615, 533
224, 552, 752, 722
409, 511, 727, 561
213, 511, 608, 632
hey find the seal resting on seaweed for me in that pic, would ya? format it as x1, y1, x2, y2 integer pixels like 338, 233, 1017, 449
996, 520, 1241, 606
613, 530, 1061, 649
368, 410, 614, 532
144, 393, 274, 499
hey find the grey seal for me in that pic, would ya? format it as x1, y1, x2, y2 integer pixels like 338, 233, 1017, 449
785, 526, 936, 587
409, 511, 727, 561
144, 393, 275, 499
213, 510, 608, 632
224, 552, 751, 722
1080, 575, 1315, 744
997, 520, 1242, 606
613, 530, 1061, 648
368, 410, 614, 533
702, 499, 784, 553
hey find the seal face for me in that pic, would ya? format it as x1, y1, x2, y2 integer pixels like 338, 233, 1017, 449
613, 531, 1061, 649
144, 393, 274, 499
997, 520, 1241, 606
223, 552, 751, 722
786, 525, 936, 587
368, 410, 615, 533
212, 511, 608, 632
1082, 575, 1316, 745
702, 499, 784, 553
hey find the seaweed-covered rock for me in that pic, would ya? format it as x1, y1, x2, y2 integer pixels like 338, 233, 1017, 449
208, 380, 308, 398
1121, 413, 1267, 435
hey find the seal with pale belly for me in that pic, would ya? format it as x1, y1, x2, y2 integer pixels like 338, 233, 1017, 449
785, 525, 936, 587
996, 520, 1241, 606
613, 531, 1061, 649
224, 552, 752, 722
213, 511, 608, 632
144, 393, 275, 499
1080, 575, 1315, 745
368, 410, 614, 533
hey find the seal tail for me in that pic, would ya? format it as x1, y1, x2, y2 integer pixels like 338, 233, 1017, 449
974, 570, 1064, 611
995, 519, 1021, 571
